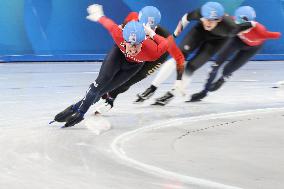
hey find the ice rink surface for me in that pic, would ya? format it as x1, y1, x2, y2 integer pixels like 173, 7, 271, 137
0, 61, 284, 189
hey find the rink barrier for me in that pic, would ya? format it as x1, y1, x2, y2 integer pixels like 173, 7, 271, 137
0, 54, 105, 62
1, 54, 284, 62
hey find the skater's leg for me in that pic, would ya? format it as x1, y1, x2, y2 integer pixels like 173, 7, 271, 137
73, 46, 123, 109
140, 28, 203, 104
152, 28, 204, 87
53, 46, 123, 125
204, 38, 241, 91
94, 61, 149, 114
151, 58, 177, 87
151, 27, 202, 88
95, 62, 145, 100
63, 62, 143, 127
155, 40, 224, 104
210, 44, 262, 92
109, 56, 167, 99
187, 39, 235, 102
222, 46, 262, 77
186, 39, 228, 74
131, 58, 177, 103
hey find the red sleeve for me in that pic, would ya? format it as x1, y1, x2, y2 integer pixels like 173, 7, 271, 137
123, 12, 139, 24
255, 23, 281, 39
152, 34, 169, 55
98, 16, 122, 39
166, 36, 185, 80
263, 31, 281, 39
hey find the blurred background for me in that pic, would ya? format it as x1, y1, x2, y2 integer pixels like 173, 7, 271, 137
0, 0, 283, 62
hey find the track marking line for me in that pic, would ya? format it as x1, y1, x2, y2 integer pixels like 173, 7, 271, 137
111, 107, 284, 189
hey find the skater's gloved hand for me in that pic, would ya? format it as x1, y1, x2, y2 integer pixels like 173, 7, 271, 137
143, 23, 156, 39
86, 4, 104, 22
173, 14, 189, 38
173, 21, 183, 38
174, 80, 186, 96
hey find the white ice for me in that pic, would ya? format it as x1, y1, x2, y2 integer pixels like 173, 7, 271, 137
0, 61, 284, 189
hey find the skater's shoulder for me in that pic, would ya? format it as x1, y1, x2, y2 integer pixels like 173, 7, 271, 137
155, 26, 171, 37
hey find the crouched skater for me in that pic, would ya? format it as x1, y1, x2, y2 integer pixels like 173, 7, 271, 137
51, 4, 169, 127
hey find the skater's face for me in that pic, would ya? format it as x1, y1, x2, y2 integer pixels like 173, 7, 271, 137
125, 42, 142, 56
201, 18, 221, 31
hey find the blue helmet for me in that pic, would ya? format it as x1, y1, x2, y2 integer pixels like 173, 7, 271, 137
139, 6, 161, 29
235, 6, 256, 24
201, 2, 225, 20
123, 21, 146, 45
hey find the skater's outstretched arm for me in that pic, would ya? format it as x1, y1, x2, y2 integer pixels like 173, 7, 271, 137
173, 9, 201, 37
167, 35, 185, 80
143, 23, 169, 55
253, 23, 281, 39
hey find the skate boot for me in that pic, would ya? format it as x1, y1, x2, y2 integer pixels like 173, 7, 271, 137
188, 90, 208, 102
134, 85, 157, 103
152, 91, 174, 106
53, 105, 77, 123
63, 110, 84, 128
209, 77, 226, 92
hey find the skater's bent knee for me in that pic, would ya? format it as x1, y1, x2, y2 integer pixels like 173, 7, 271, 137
95, 75, 112, 86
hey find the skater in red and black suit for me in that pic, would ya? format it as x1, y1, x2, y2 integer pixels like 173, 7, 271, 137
95, 6, 185, 114
190, 6, 281, 102
51, 4, 168, 127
